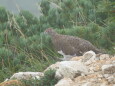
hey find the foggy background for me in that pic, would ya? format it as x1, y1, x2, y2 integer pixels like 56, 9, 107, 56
0, 0, 41, 17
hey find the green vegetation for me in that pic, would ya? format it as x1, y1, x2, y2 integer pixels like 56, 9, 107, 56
0, 0, 115, 83
38, 69, 58, 86
21, 69, 58, 86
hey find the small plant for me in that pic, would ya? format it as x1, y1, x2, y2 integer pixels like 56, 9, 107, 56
38, 69, 59, 86
22, 69, 58, 86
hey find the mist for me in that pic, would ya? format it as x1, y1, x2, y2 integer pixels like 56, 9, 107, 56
0, 0, 41, 17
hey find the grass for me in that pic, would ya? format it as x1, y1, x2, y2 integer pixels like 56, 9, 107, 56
21, 69, 59, 86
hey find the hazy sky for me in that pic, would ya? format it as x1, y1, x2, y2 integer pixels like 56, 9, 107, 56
0, 0, 41, 17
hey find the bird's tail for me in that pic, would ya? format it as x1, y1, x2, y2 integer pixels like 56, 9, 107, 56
94, 48, 106, 54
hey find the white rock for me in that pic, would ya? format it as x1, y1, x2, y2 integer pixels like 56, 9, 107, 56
55, 78, 74, 86
4, 78, 9, 82
102, 64, 114, 70
44, 62, 60, 72
99, 54, 110, 60
81, 82, 90, 86
107, 75, 115, 83
103, 74, 110, 78
73, 81, 108, 86
10, 72, 44, 80
82, 51, 98, 65
55, 61, 88, 79
102, 64, 115, 74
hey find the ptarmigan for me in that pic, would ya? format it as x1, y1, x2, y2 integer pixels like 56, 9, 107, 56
44, 28, 103, 60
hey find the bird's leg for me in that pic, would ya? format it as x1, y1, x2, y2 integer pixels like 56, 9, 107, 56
58, 50, 76, 61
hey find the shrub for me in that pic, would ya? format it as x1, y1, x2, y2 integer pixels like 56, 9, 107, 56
38, 69, 59, 86
0, 7, 8, 23
22, 69, 58, 86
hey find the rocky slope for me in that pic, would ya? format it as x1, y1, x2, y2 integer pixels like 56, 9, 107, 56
0, 51, 115, 86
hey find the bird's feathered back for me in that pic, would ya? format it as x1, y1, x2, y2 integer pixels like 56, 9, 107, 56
44, 28, 103, 56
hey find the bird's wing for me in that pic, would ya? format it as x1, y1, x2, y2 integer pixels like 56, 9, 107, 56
52, 35, 79, 55
72, 38, 101, 54
61, 35, 99, 55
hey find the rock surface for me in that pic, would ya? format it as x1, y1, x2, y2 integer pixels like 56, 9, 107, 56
45, 60, 88, 79
55, 78, 74, 86
55, 51, 115, 86
9, 72, 44, 80
55, 61, 88, 79
102, 64, 115, 74
1, 51, 115, 86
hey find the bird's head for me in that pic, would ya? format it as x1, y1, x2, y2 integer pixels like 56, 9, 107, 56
44, 28, 58, 36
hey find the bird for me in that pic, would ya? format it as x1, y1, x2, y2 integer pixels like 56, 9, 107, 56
44, 28, 103, 60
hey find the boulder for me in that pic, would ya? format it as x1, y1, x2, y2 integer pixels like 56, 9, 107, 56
70, 51, 99, 65
102, 64, 115, 74
55, 61, 88, 79
99, 54, 111, 60
102, 63, 115, 84
81, 51, 99, 65
9, 72, 44, 80
73, 73, 109, 86
55, 78, 74, 86
44, 62, 60, 72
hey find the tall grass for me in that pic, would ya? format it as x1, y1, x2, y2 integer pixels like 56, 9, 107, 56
0, 9, 59, 82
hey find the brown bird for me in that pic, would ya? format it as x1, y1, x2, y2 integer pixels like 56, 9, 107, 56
44, 28, 103, 60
